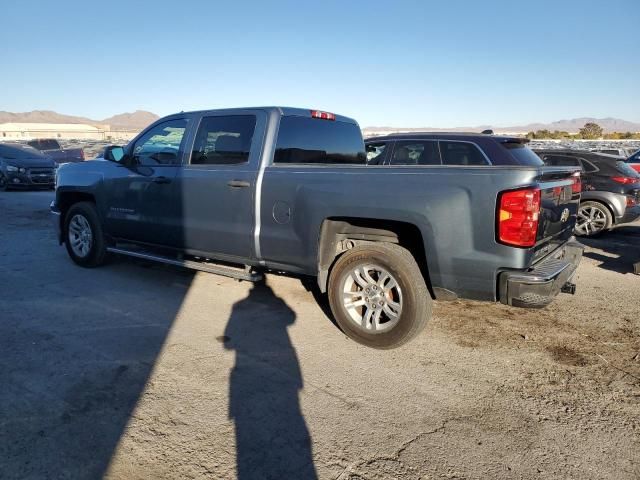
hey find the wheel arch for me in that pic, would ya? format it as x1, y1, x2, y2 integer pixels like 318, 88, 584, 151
316, 217, 435, 299
57, 191, 97, 242
580, 191, 625, 221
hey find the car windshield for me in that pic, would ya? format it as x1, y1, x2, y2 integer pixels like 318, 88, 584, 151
501, 142, 544, 166
0, 144, 44, 159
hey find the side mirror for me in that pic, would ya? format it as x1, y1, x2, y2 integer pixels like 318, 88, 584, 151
104, 145, 125, 162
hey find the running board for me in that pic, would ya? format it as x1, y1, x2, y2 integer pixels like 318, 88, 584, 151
106, 247, 263, 282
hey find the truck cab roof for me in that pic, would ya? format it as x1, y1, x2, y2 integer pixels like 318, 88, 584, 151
165, 107, 360, 125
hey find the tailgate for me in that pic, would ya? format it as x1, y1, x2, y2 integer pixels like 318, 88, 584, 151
533, 166, 581, 262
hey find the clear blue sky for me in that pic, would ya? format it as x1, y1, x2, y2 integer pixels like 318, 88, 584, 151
1, 0, 638, 127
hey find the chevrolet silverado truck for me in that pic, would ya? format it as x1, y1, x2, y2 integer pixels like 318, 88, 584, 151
51, 107, 583, 349
28, 138, 84, 165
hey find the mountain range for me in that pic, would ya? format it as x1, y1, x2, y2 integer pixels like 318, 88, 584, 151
0, 110, 160, 130
363, 117, 640, 135
1, 110, 638, 134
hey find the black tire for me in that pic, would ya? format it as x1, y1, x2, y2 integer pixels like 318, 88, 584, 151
64, 202, 108, 267
328, 243, 432, 349
575, 201, 613, 237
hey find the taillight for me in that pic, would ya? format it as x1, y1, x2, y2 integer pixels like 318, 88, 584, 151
310, 110, 336, 121
626, 195, 638, 207
571, 172, 581, 193
497, 187, 541, 248
611, 176, 639, 184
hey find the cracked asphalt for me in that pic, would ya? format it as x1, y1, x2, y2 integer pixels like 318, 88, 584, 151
1, 190, 639, 479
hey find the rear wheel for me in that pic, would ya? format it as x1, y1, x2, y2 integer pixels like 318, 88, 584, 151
64, 202, 108, 267
575, 201, 612, 236
328, 243, 431, 349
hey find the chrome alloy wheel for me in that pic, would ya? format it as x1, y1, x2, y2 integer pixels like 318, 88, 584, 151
68, 214, 93, 258
342, 265, 403, 333
576, 204, 607, 236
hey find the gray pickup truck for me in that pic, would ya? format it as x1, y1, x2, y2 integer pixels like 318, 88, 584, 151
51, 107, 583, 348
28, 138, 84, 165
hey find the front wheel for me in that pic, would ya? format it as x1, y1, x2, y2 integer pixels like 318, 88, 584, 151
328, 243, 432, 349
64, 202, 108, 267
575, 201, 612, 237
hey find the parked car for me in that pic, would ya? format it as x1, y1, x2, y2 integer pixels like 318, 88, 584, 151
592, 147, 634, 157
364, 132, 546, 166
52, 107, 582, 349
627, 149, 640, 173
535, 150, 640, 236
27, 138, 84, 165
0, 143, 57, 190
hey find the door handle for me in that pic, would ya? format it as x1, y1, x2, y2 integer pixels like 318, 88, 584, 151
227, 180, 250, 188
152, 176, 172, 184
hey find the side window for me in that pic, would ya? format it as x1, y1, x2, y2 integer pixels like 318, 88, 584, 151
191, 115, 256, 165
439, 141, 488, 166
390, 141, 440, 165
579, 159, 598, 173
132, 119, 187, 166
541, 155, 581, 167
366, 142, 388, 165
274, 116, 365, 165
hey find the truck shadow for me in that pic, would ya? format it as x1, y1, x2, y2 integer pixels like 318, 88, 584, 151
581, 224, 640, 274
223, 280, 318, 479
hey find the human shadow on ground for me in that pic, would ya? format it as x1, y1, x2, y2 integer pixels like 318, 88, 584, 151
223, 281, 318, 480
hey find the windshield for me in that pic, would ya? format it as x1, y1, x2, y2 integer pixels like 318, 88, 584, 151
0, 144, 45, 160
501, 142, 544, 166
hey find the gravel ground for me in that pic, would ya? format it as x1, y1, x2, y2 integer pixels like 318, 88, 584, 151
0, 190, 638, 480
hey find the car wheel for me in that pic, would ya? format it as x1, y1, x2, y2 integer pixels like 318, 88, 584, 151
328, 243, 431, 349
64, 202, 108, 267
575, 201, 613, 237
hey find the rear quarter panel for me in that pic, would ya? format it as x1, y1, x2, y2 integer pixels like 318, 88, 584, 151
259, 165, 546, 300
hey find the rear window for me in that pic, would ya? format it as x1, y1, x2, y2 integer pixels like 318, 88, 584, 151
274, 116, 365, 165
502, 143, 544, 166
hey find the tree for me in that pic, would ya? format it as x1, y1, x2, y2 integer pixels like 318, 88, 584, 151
579, 122, 603, 139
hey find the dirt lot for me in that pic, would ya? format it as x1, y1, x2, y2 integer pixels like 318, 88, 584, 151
1, 190, 638, 480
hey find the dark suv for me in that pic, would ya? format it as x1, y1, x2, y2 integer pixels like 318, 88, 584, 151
535, 150, 640, 236
364, 132, 545, 167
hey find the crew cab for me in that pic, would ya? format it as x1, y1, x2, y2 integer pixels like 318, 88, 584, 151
51, 107, 583, 349
28, 138, 84, 165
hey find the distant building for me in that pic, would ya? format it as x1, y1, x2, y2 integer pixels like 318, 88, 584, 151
0, 122, 140, 141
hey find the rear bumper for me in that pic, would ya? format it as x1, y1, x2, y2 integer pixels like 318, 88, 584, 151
499, 239, 584, 308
